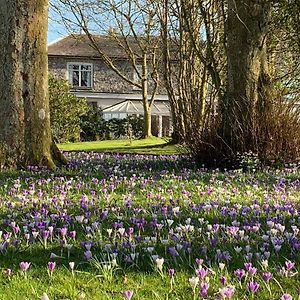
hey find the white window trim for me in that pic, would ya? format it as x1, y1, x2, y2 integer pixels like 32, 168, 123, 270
67, 62, 93, 88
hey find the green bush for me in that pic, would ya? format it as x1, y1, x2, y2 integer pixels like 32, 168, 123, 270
80, 109, 144, 141
80, 106, 107, 141
49, 76, 88, 143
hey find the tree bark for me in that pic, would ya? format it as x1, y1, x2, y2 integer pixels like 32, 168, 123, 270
141, 54, 153, 138
0, 0, 65, 169
221, 0, 272, 154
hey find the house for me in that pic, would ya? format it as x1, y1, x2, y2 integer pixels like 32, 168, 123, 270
48, 34, 172, 137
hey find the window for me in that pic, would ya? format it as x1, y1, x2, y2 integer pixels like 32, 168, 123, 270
68, 63, 92, 88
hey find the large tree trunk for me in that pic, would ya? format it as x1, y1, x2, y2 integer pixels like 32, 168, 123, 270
221, 0, 272, 154
0, 0, 64, 169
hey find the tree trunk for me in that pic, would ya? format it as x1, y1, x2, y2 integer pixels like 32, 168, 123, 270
141, 54, 153, 138
143, 106, 152, 138
221, 0, 271, 154
0, 0, 65, 169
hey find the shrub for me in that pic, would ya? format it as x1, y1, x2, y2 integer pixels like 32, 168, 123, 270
80, 106, 107, 141
80, 109, 144, 141
49, 76, 88, 143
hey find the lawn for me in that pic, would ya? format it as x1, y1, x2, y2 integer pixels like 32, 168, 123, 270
0, 152, 299, 299
58, 137, 181, 155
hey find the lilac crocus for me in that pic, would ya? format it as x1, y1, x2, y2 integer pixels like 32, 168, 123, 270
196, 258, 204, 266
60, 227, 67, 238
168, 268, 175, 278
219, 285, 235, 298
69, 231, 76, 240
199, 282, 209, 298
247, 266, 257, 275
47, 261, 56, 271
262, 271, 273, 282
285, 260, 295, 270
84, 250, 92, 261
19, 261, 31, 272
247, 281, 260, 293
196, 267, 208, 279
281, 293, 293, 300
234, 269, 245, 280
123, 290, 134, 299
5, 268, 12, 277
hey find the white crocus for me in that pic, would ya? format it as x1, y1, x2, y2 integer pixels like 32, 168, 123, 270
155, 257, 164, 273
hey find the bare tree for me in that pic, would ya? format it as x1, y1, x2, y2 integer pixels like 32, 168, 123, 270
158, 0, 225, 149
160, 0, 300, 163
0, 0, 65, 169
51, 0, 162, 138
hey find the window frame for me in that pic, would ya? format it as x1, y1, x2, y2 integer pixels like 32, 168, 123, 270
67, 62, 93, 88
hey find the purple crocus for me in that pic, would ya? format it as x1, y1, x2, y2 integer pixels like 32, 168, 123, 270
69, 230, 76, 240
196, 267, 208, 279
281, 293, 293, 300
234, 269, 245, 280
168, 268, 175, 278
247, 266, 257, 276
199, 282, 209, 298
84, 250, 92, 261
123, 290, 134, 299
219, 285, 235, 298
19, 261, 31, 272
285, 260, 295, 270
47, 261, 56, 271
247, 281, 260, 293
262, 271, 273, 282
220, 276, 227, 285
4, 268, 12, 277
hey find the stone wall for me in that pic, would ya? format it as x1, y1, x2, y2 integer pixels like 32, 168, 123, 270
48, 56, 167, 95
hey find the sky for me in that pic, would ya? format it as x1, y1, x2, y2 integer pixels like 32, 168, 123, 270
48, 18, 68, 44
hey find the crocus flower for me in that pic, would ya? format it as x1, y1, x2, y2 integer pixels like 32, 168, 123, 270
247, 281, 259, 293
196, 267, 208, 279
220, 276, 227, 285
262, 271, 273, 282
281, 293, 293, 300
84, 250, 92, 261
219, 285, 235, 298
19, 261, 31, 272
247, 266, 257, 275
199, 282, 209, 298
168, 268, 175, 278
69, 231, 76, 240
155, 258, 164, 273
234, 269, 245, 280
4, 268, 12, 277
48, 261, 56, 271
40, 293, 50, 300
189, 276, 199, 292
123, 290, 134, 299
285, 260, 295, 270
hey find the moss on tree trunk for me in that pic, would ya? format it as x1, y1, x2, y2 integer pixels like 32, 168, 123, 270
0, 0, 66, 169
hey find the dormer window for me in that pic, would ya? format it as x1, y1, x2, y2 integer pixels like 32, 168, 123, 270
68, 63, 92, 88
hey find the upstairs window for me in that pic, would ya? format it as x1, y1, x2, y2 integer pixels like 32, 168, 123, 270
68, 63, 92, 88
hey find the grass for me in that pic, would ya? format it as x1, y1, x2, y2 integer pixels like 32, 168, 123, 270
0, 152, 299, 299
58, 137, 182, 155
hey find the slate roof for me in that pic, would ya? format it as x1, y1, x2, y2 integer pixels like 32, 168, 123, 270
48, 33, 156, 59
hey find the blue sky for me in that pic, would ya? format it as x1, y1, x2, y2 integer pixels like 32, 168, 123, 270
48, 18, 68, 43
